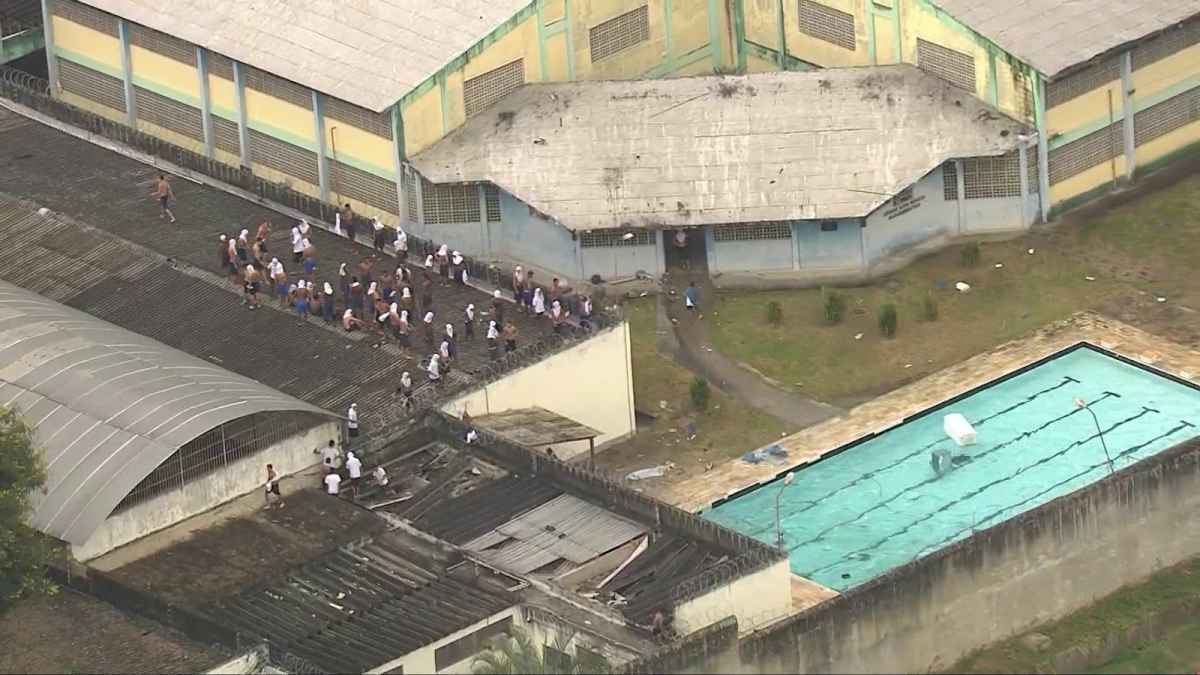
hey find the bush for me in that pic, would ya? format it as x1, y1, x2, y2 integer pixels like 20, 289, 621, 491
766, 301, 783, 326
961, 241, 981, 267
689, 377, 711, 412
821, 287, 846, 324
878, 303, 898, 338
921, 293, 939, 321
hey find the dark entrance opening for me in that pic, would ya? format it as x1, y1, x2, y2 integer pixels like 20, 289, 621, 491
663, 227, 707, 275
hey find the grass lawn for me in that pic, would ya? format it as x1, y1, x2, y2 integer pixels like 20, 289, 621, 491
706, 175, 1200, 408
953, 556, 1200, 674
593, 299, 788, 493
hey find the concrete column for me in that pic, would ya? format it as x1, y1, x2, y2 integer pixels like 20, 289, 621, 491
477, 183, 489, 255
40, 0, 58, 94
858, 220, 868, 271
1035, 78, 1051, 221
1017, 143, 1031, 227
703, 225, 717, 272
654, 230, 666, 275
790, 222, 802, 270
232, 61, 251, 167
954, 159, 966, 234
117, 19, 135, 126
413, 170, 425, 231
392, 106, 407, 222
1120, 51, 1136, 181
195, 47, 214, 158
312, 91, 330, 201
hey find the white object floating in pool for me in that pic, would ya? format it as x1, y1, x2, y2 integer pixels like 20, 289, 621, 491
994, 263, 1004, 269
943, 413, 977, 447
955, 282, 971, 292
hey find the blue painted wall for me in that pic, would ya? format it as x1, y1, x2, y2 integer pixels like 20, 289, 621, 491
709, 235, 793, 272
794, 219, 864, 270
863, 165, 958, 261
579, 236, 660, 281
494, 190, 581, 279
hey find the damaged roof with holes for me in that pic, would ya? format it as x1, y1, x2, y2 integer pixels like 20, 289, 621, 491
472, 407, 602, 447
199, 529, 519, 674
77, 0, 531, 111
928, 0, 1200, 77
411, 65, 1025, 231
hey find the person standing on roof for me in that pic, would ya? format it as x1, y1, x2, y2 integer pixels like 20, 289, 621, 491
294, 279, 311, 321
532, 287, 546, 317
256, 219, 272, 251
346, 403, 360, 440
436, 244, 450, 284
463, 304, 476, 342
339, 204, 357, 246
243, 265, 261, 310
491, 289, 506, 327
290, 222, 305, 264
397, 371, 415, 411
422, 311, 436, 350
372, 217, 387, 251
152, 174, 177, 223
324, 467, 341, 496
264, 463, 282, 509
322, 282, 336, 322
394, 226, 408, 263
345, 451, 362, 497
503, 320, 518, 354
451, 250, 464, 286
315, 439, 340, 469
512, 265, 525, 304
427, 353, 442, 384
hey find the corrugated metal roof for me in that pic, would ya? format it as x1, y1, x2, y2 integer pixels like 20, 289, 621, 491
411, 65, 1024, 230
77, 0, 532, 112
463, 494, 647, 574
0, 281, 334, 548
928, 0, 1200, 76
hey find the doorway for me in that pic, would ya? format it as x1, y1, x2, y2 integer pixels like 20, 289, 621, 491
663, 227, 708, 276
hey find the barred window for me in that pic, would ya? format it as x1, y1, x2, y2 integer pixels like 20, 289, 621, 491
589, 5, 650, 63
819, 220, 838, 232
52, 0, 117, 35
128, 23, 196, 65
134, 86, 204, 141
1045, 56, 1119, 109
798, 0, 856, 51
1026, 145, 1039, 194
579, 230, 654, 247
422, 180, 481, 224
1047, 123, 1121, 185
917, 39, 975, 92
1132, 20, 1200, 71
943, 162, 958, 200
206, 51, 235, 81
249, 129, 320, 185
242, 66, 312, 110
58, 59, 126, 112
712, 222, 792, 241
484, 184, 502, 222
325, 96, 393, 139
962, 153, 1021, 199
1134, 85, 1200, 147
331, 160, 400, 215
211, 115, 241, 155
464, 59, 525, 117
405, 168, 419, 222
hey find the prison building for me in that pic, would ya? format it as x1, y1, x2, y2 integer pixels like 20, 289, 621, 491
0, 281, 339, 560
411, 65, 1033, 284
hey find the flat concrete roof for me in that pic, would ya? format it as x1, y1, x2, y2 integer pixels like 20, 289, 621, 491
473, 406, 602, 446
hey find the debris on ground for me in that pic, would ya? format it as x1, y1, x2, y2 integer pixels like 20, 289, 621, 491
994, 263, 1004, 269
1085, 275, 1096, 281
955, 282, 971, 292
626, 463, 676, 481
742, 444, 788, 464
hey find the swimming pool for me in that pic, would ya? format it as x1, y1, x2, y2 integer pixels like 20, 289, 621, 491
704, 344, 1200, 591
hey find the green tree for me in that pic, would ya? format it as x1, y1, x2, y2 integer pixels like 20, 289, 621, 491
472, 627, 610, 675
0, 406, 58, 612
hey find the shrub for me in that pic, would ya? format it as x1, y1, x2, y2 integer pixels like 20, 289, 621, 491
822, 287, 846, 324
766, 301, 783, 326
961, 241, 981, 267
921, 293, 939, 321
689, 377, 711, 412
878, 303, 898, 338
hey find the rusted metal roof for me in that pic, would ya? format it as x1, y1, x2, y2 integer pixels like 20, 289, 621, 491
472, 407, 601, 447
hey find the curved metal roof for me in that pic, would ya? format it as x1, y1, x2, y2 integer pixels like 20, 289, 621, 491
0, 281, 335, 547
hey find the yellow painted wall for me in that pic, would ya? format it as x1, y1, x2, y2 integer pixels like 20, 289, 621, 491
251, 162, 322, 199
544, 32, 572, 80
674, 558, 794, 636
51, 17, 121, 68
214, 147, 240, 167
129, 46, 199, 100
59, 89, 125, 123
208, 74, 238, 117
1137, 118, 1200, 168
743, 0, 779, 50
1049, 154, 1126, 204
444, 69, 467, 138
445, 322, 636, 446
544, 0, 566, 24
136, 118, 206, 155
787, 0, 874, 67
745, 53, 778, 73
1133, 43, 1200, 99
675, 53, 721, 76
1044, 79, 1123, 140
667, 0, 714, 59
324, 122, 393, 175
870, 12, 897, 64
571, 0, 666, 80
244, 89, 315, 146
899, 2, 993, 106
402, 86, 444, 156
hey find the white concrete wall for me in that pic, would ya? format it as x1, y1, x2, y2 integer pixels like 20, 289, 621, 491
206, 645, 270, 674
368, 608, 519, 674
673, 558, 793, 637
75, 420, 339, 561
445, 323, 636, 447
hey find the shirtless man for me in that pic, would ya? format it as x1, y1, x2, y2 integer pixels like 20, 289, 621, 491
255, 219, 272, 253
151, 174, 176, 223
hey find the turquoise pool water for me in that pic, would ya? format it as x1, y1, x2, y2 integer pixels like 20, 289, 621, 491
704, 345, 1200, 591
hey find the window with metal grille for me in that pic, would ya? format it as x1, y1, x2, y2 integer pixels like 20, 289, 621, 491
325, 96, 393, 139
404, 168, 419, 221
917, 39, 976, 92
484, 184, 502, 222
331, 160, 400, 214
712, 222, 792, 241
1134, 85, 1200, 147
464, 59, 525, 117
1047, 123, 1122, 185
819, 220, 838, 232
433, 618, 512, 671
943, 162, 958, 200
113, 413, 318, 514
1132, 20, 1200, 71
53, 0, 117, 35
242, 66, 312, 110
1045, 56, 1120, 109
589, 5, 650, 63
1026, 145, 1039, 193
797, 0, 856, 51
422, 180, 481, 224
248, 128, 320, 185
962, 153, 1021, 199
579, 230, 654, 247
128, 23, 195, 65
133, 86, 204, 141
211, 115, 241, 155
206, 51, 235, 81
58, 59, 126, 112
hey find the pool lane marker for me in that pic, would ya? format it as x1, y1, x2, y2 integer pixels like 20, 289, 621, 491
802, 408, 1180, 579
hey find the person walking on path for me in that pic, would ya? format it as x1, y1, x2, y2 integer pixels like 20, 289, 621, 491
264, 463, 282, 509
397, 371, 415, 411
152, 174, 176, 223
346, 403, 360, 440
684, 281, 701, 318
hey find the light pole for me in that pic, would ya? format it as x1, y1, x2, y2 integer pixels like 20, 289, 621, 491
775, 472, 795, 548
1075, 397, 1114, 475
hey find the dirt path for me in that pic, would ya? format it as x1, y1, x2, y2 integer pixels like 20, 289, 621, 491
659, 274, 842, 429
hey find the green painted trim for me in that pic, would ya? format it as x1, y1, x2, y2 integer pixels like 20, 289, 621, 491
664, 0, 674, 67
732, 0, 747, 72
212, 104, 238, 121
865, 1, 879, 64
1049, 112, 1126, 150
536, 0, 548, 80
891, 0, 902, 63
743, 39, 817, 71
55, 46, 123, 79
327, 150, 397, 180
245, 119, 318, 152
1032, 71, 1045, 129
1047, 180, 1119, 218
438, 73, 449, 135
642, 44, 711, 78
913, 0, 1041, 76
775, 0, 786, 69
706, 0, 723, 68
563, 0, 575, 79
1132, 72, 1200, 113
393, 106, 406, 161
130, 74, 201, 107
545, 20, 566, 35
987, 51, 999, 105
1048, 75, 1200, 150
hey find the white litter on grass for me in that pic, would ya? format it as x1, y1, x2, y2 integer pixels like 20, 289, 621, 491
36, 207, 50, 216
955, 282, 971, 292
854, 333, 864, 340
994, 263, 1004, 269
1028, 248, 1035, 255
904, 363, 913, 369
1157, 296, 1167, 303
1085, 276, 1096, 281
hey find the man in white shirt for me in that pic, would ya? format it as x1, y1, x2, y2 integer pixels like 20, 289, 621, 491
372, 465, 389, 488
345, 451, 362, 496
324, 468, 341, 496
315, 440, 340, 469
347, 403, 360, 438
291, 223, 305, 263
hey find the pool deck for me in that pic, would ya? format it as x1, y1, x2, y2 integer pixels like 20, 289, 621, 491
666, 312, 1200, 514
